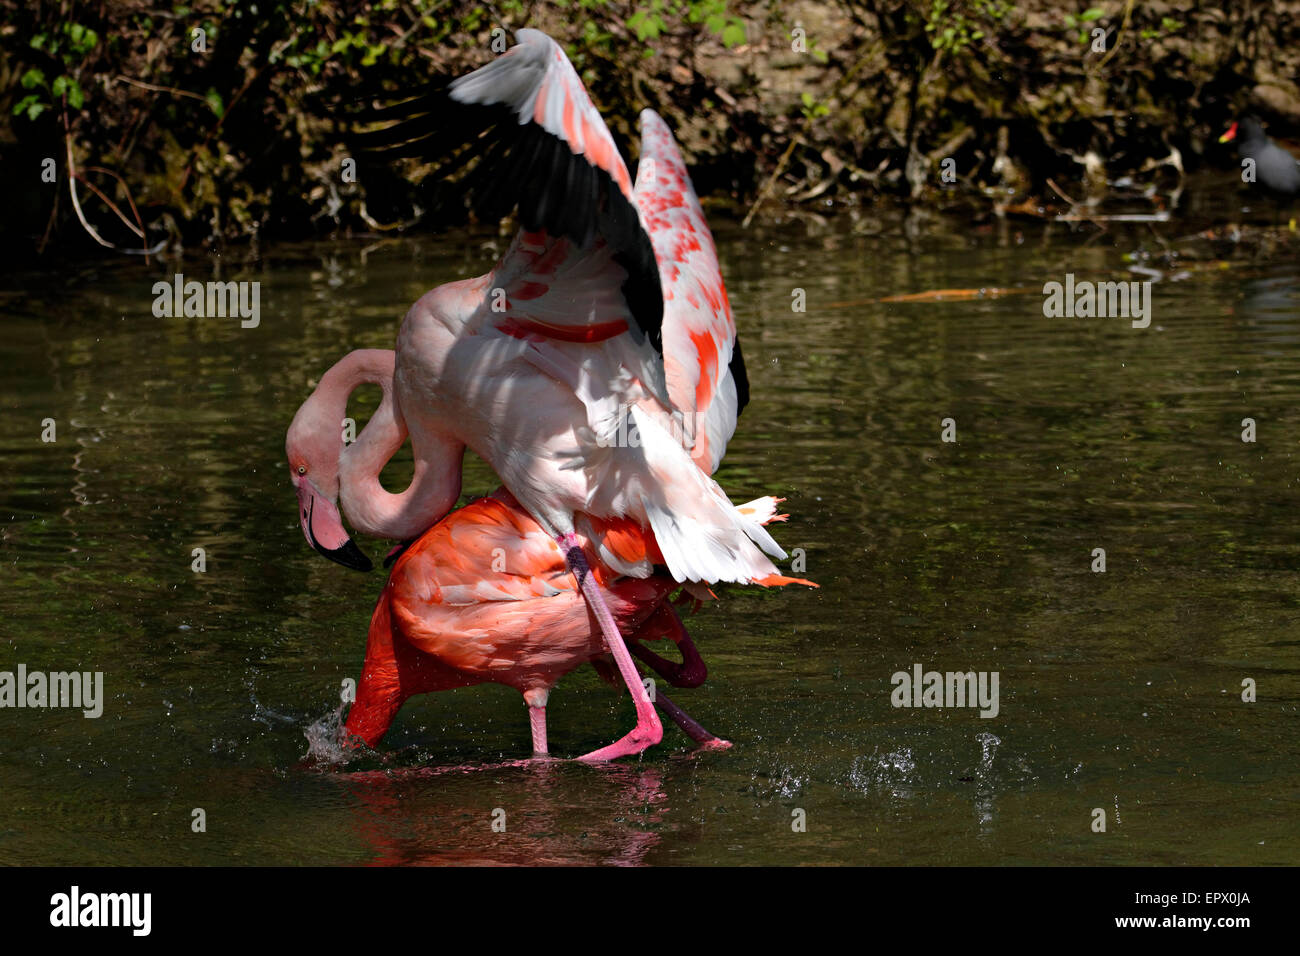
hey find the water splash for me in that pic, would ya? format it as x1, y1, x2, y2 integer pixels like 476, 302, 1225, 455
250, 694, 298, 728
973, 732, 1001, 829
848, 747, 917, 797
975, 731, 1000, 778
302, 702, 361, 767
772, 766, 806, 797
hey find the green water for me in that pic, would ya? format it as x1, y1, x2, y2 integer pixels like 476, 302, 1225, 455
2, 208, 1298, 865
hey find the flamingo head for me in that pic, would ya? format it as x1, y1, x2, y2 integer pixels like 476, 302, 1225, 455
285, 397, 373, 572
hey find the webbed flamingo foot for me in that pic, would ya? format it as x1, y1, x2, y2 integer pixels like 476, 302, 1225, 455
652, 687, 731, 749
577, 725, 665, 762
694, 738, 733, 751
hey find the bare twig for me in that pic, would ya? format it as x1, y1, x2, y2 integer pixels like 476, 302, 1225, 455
115, 75, 210, 105
73, 173, 144, 238
1045, 177, 1080, 206
82, 165, 149, 243
1096, 0, 1138, 71
743, 136, 802, 228
1054, 213, 1170, 222
63, 102, 117, 250
62, 98, 157, 259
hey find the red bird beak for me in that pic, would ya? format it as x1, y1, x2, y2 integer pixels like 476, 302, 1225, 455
1218, 122, 1238, 144
296, 480, 372, 572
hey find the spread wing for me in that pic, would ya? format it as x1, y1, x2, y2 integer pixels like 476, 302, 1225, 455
634, 109, 749, 474
349, 29, 668, 405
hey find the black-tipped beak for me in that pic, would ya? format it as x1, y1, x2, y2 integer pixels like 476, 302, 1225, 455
312, 535, 373, 572
297, 480, 373, 572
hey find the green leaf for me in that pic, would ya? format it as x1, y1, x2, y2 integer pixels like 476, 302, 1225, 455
1080, 8, 1104, 21
721, 20, 746, 48
67, 80, 84, 110
204, 88, 224, 118
21, 68, 47, 90
628, 10, 665, 42
12, 93, 41, 117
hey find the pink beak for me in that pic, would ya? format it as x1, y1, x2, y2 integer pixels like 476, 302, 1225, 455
296, 480, 372, 572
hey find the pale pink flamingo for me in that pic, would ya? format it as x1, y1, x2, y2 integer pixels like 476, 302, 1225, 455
286, 349, 787, 571
323, 30, 797, 759
286, 350, 812, 757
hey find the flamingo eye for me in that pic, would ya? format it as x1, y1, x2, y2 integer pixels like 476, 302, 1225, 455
297, 465, 306, 475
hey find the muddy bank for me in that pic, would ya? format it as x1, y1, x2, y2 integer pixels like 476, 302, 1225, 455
2, 1, 1298, 260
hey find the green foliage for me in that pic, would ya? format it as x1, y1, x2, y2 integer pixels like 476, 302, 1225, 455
1140, 16, 1185, 41
924, 0, 1009, 55
803, 33, 830, 65
628, 0, 747, 48
689, 0, 748, 47
1063, 8, 1106, 45
628, 3, 669, 42
0, 0, 1278, 255
16, 21, 98, 118
203, 88, 224, 119
795, 91, 826, 121
800, 91, 830, 121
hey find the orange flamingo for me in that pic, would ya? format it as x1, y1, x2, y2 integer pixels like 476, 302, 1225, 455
344, 489, 736, 756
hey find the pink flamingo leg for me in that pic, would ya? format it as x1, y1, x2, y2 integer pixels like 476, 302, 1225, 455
529, 706, 548, 756
559, 535, 663, 760
652, 688, 732, 751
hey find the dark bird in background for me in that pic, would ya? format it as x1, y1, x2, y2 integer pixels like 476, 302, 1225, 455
1220, 117, 1300, 228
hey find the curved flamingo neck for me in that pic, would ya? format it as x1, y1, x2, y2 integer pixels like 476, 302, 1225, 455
325, 352, 463, 541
